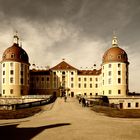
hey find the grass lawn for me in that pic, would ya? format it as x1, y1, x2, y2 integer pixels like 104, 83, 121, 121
92, 105, 140, 118
0, 107, 41, 119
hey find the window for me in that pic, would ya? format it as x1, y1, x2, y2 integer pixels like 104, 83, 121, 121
3, 90, 5, 94
103, 80, 104, 85
103, 73, 104, 77
10, 63, 13, 67
108, 64, 112, 68
10, 70, 14, 75
62, 71, 65, 75
90, 78, 92, 81
95, 93, 98, 96
71, 83, 74, 88
103, 91, 104, 95
62, 75, 65, 79
21, 78, 24, 84
78, 83, 81, 88
47, 77, 50, 81
118, 78, 121, 84
95, 78, 98, 81
118, 63, 121, 68
71, 77, 74, 81
118, 90, 121, 94
118, 71, 121, 75
117, 55, 121, 59
95, 84, 98, 88
10, 77, 13, 83
135, 102, 139, 107
10, 89, 13, 94
84, 78, 86, 81
71, 72, 74, 75
108, 71, 111, 76
136, 102, 139, 108
90, 93, 92, 96
84, 93, 87, 96
53, 72, 56, 75
36, 77, 39, 82
11, 53, 15, 58
84, 84, 86, 88
108, 78, 111, 84
128, 103, 131, 108
3, 71, 5, 75
109, 90, 112, 94
42, 77, 44, 81
3, 78, 5, 84
3, 63, 5, 67
78, 78, 81, 81
90, 84, 92, 88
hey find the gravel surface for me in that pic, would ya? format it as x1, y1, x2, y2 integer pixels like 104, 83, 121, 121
0, 97, 140, 140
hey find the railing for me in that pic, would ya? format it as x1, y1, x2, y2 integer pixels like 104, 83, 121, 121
0, 95, 56, 110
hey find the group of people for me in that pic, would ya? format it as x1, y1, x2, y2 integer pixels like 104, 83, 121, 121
78, 97, 89, 107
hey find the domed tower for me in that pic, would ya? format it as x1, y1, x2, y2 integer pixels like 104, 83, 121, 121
1, 33, 30, 97
102, 36, 129, 97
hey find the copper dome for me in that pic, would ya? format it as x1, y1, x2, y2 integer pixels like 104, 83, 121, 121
102, 46, 128, 64
2, 43, 29, 64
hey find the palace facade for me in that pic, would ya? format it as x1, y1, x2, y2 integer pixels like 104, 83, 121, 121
1, 33, 140, 109
29, 36, 129, 98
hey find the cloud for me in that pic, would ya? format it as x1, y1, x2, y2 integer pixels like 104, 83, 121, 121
0, 0, 140, 92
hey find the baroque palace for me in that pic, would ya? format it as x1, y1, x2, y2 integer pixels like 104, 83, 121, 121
1, 33, 140, 109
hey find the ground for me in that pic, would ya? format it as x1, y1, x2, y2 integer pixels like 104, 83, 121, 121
0, 97, 140, 140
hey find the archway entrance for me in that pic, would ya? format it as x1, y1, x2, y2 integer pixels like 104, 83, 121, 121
71, 92, 74, 97
119, 103, 123, 109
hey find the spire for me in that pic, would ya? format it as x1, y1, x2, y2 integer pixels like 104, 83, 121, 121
112, 31, 118, 47
13, 31, 19, 44
19, 38, 22, 48
62, 58, 65, 61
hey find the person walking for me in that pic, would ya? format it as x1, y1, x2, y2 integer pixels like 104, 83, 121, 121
85, 100, 89, 107
64, 95, 67, 102
82, 98, 86, 107
79, 97, 81, 104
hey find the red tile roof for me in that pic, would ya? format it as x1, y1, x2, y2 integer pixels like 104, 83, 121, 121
78, 69, 101, 75
51, 61, 78, 70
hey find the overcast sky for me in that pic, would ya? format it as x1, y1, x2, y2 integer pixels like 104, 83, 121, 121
0, 0, 140, 92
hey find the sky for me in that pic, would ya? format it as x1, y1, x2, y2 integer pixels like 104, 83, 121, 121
0, 0, 140, 92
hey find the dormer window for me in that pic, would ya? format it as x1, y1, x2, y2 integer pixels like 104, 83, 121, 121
117, 55, 121, 59
11, 53, 15, 58
3, 54, 6, 59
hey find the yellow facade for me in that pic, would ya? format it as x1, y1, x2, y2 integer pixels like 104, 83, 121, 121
29, 36, 129, 98
1, 62, 29, 97
101, 62, 128, 97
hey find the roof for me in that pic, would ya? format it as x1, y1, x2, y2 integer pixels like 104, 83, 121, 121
30, 69, 50, 75
1, 43, 29, 64
51, 61, 78, 70
102, 36, 128, 64
102, 46, 128, 64
78, 69, 101, 75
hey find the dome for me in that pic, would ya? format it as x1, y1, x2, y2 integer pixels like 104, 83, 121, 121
2, 43, 29, 64
102, 36, 128, 64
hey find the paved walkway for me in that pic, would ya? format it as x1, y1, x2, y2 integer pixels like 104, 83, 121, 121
0, 97, 140, 140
